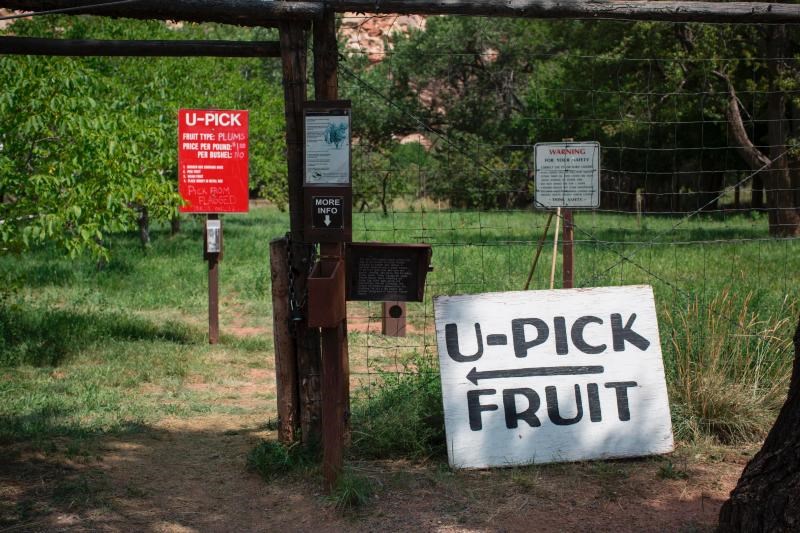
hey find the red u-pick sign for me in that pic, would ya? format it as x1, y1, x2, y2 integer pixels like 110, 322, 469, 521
178, 109, 249, 213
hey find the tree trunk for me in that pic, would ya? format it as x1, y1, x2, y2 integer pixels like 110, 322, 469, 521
752, 174, 764, 210
718, 318, 800, 531
138, 206, 150, 248
170, 214, 181, 236
718, 29, 800, 233
793, 160, 800, 211
765, 25, 800, 236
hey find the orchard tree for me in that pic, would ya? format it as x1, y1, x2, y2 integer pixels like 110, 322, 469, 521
0, 52, 178, 257
0, 15, 288, 258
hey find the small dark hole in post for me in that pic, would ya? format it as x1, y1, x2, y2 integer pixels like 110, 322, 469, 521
389, 305, 403, 319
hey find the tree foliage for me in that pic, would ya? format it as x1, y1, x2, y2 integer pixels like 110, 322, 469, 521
345, 16, 800, 230
0, 16, 287, 258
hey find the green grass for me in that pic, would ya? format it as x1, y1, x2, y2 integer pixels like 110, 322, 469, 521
1, 204, 797, 458
247, 440, 320, 480
328, 469, 375, 513
0, 207, 286, 450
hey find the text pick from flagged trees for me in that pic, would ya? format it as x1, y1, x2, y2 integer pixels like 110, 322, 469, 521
433, 285, 673, 469
534, 141, 600, 209
178, 109, 249, 213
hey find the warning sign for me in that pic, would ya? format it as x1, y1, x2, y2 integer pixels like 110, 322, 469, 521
434, 285, 673, 468
311, 196, 344, 229
534, 141, 600, 209
178, 109, 249, 213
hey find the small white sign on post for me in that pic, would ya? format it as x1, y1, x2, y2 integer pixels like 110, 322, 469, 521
206, 219, 221, 253
434, 285, 673, 469
534, 141, 600, 208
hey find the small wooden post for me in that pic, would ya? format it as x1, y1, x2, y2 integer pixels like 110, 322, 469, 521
549, 208, 561, 289
270, 237, 299, 443
562, 208, 574, 289
382, 301, 407, 337
207, 214, 220, 344
561, 137, 575, 289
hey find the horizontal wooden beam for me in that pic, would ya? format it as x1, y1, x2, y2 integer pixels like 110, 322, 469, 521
0, 36, 281, 56
327, 0, 800, 23
4, 1, 800, 27
0, 1, 322, 27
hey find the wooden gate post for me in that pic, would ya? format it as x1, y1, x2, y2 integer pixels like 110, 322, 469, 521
562, 209, 574, 288
280, 21, 323, 447
270, 237, 299, 443
313, 8, 350, 491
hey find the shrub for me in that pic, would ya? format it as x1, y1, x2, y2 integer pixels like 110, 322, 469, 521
350, 353, 445, 459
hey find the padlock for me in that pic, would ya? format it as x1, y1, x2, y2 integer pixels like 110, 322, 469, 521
289, 305, 304, 323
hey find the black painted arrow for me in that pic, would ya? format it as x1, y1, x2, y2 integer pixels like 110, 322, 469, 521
466, 365, 605, 385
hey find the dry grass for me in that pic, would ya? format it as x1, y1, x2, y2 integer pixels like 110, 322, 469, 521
665, 290, 795, 444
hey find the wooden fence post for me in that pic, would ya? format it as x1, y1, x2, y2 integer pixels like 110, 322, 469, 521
313, 8, 350, 491
270, 237, 299, 443
280, 21, 323, 447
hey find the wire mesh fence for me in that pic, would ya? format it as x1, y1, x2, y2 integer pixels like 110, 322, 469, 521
337, 17, 800, 417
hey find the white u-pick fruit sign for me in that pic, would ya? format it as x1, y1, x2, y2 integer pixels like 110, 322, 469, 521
433, 285, 674, 469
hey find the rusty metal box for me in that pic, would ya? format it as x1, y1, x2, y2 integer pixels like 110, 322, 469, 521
307, 258, 346, 328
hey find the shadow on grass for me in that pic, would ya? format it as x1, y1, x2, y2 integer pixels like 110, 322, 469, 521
0, 300, 196, 367
0, 402, 150, 447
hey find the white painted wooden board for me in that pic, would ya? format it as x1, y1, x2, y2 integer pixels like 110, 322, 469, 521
433, 285, 674, 469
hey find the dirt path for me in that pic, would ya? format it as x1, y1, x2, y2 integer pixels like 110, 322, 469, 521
2, 359, 749, 532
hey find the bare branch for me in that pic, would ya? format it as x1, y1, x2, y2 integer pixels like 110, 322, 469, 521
713, 70, 771, 171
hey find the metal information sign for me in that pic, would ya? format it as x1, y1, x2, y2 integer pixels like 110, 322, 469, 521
303, 101, 352, 242
304, 187, 351, 242
311, 196, 344, 230
434, 285, 673, 469
304, 103, 351, 186
345, 243, 432, 302
178, 109, 249, 213
534, 141, 600, 208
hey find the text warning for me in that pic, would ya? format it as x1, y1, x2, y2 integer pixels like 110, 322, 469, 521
433, 285, 673, 469
311, 196, 344, 229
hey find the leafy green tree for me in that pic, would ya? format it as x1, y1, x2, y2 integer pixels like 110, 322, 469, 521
0, 16, 288, 258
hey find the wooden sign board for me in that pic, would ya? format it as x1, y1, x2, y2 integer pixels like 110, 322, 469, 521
178, 109, 249, 213
345, 243, 432, 302
534, 141, 600, 209
434, 285, 673, 468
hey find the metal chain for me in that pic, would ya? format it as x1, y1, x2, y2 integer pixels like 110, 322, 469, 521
299, 243, 317, 310
285, 232, 302, 324
285, 232, 317, 332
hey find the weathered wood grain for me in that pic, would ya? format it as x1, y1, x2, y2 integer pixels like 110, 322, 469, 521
270, 238, 299, 444
5, 0, 800, 25
0, 0, 321, 26
327, 0, 800, 23
0, 36, 281, 56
